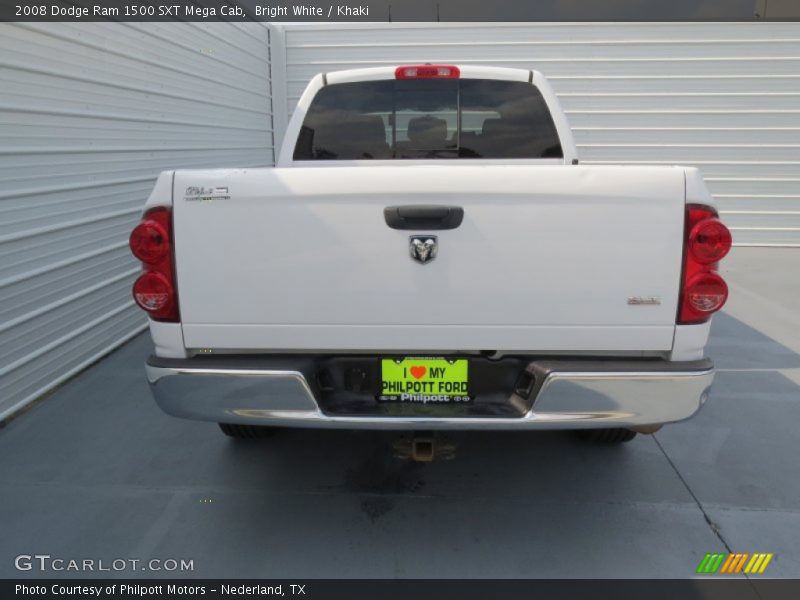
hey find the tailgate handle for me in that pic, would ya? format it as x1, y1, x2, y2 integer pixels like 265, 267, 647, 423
384, 205, 464, 230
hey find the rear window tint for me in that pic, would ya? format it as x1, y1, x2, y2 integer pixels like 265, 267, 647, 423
293, 78, 562, 160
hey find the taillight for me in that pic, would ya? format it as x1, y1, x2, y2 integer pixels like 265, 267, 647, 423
678, 204, 732, 324
688, 218, 732, 264
129, 206, 179, 322
130, 220, 168, 264
133, 272, 173, 313
395, 65, 460, 79
685, 272, 729, 314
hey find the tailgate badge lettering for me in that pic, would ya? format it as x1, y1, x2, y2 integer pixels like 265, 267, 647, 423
628, 296, 661, 305
184, 186, 230, 201
409, 235, 438, 264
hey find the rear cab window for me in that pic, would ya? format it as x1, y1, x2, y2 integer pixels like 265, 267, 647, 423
293, 78, 563, 161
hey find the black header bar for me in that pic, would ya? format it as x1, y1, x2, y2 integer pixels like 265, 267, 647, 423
4, 579, 800, 600
2, 0, 798, 22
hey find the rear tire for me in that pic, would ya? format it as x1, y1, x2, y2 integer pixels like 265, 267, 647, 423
576, 428, 637, 444
218, 423, 275, 439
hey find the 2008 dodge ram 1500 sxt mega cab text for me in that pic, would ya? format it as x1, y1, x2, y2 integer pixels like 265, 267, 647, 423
131, 64, 732, 445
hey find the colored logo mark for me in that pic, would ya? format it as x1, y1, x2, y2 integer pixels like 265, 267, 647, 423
697, 552, 773, 575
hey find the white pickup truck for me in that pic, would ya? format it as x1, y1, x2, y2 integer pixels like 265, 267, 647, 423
131, 64, 732, 445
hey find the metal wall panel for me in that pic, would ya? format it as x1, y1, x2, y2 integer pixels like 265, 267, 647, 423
277, 22, 800, 246
0, 22, 274, 419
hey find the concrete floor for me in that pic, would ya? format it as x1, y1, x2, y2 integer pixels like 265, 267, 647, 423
0, 247, 798, 579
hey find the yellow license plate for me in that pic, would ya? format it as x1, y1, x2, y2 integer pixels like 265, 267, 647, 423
378, 358, 471, 403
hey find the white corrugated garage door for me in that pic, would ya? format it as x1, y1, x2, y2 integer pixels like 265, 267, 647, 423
0, 22, 274, 419
273, 22, 800, 247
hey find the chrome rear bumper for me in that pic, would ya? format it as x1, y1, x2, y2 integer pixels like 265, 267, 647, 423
145, 356, 713, 430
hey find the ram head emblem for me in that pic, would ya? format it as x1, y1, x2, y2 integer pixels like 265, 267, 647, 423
409, 235, 438, 265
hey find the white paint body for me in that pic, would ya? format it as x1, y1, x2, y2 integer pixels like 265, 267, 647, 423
144, 66, 716, 361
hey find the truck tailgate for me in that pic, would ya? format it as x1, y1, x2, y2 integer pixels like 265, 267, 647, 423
172, 165, 685, 352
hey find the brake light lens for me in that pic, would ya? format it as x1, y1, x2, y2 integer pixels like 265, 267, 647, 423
130, 220, 169, 264
129, 206, 179, 322
395, 65, 460, 79
688, 218, 732, 264
678, 204, 731, 324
